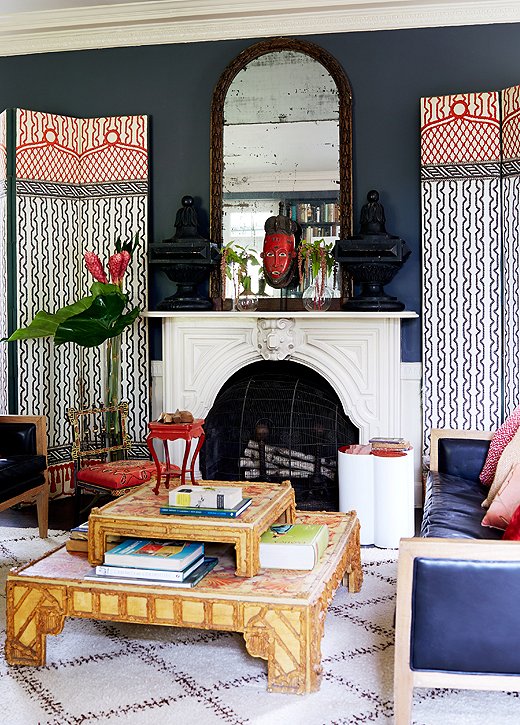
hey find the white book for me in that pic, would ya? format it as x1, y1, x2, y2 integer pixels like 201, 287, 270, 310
95, 556, 203, 582
85, 558, 218, 589
168, 485, 243, 509
259, 524, 329, 570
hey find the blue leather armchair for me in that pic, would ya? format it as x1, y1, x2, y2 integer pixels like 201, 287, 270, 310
0, 415, 49, 537
394, 429, 520, 723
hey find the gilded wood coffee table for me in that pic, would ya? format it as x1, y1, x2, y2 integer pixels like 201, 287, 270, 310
87, 480, 296, 577
5, 510, 362, 694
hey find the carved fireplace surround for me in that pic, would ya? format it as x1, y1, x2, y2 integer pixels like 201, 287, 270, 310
147, 310, 417, 447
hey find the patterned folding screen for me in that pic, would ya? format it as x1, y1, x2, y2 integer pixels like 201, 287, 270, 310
502, 86, 520, 416
421, 87, 520, 452
0, 109, 149, 497
0, 112, 7, 416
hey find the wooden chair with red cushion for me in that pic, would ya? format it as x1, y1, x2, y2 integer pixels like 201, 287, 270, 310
68, 402, 176, 524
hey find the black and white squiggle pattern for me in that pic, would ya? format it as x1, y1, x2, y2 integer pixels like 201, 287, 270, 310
422, 176, 502, 454
7, 112, 149, 466
422, 87, 520, 454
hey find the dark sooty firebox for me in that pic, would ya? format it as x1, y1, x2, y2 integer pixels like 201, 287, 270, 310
200, 362, 358, 510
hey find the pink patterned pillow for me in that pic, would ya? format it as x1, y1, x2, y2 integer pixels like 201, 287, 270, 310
479, 406, 520, 486
482, 463, 520, 530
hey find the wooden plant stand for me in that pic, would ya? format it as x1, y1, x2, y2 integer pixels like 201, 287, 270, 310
5, 511, 362, 694
87, 480, 296, 577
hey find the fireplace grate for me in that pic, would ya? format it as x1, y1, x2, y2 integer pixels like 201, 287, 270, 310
200, 364, 358, 510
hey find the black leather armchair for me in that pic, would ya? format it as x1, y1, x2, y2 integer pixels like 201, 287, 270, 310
0, 415, 49, 537
393, 429, 520, 723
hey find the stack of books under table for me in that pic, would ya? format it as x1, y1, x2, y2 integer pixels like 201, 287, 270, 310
85, 539, 218, 588
66, 522, 121, 554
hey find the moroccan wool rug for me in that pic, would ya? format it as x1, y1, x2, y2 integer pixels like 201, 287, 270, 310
0, 526, 518, 725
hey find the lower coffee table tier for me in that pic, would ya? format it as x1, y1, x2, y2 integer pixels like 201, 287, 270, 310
87, 480, 297, 577
6, 511, 362, 694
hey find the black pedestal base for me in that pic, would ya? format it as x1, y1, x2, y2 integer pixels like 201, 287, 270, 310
342, 295, 405, 312
157, 295, 213, 311
342, 282, 405, 311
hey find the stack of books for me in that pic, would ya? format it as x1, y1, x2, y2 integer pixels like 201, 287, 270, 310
160, 485, 252, 518
66, 522, 121, 554
85, 538, 217, 588
369, 437, 412, 452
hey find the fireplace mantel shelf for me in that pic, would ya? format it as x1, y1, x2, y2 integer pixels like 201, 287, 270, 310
145, 310, 418, 319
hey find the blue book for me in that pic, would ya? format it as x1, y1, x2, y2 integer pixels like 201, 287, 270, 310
104, 538, 204, 571
160, 497, 252, 518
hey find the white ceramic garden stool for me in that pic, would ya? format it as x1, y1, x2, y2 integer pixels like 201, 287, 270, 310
372, 449, 415, 548
338, 444, 375, 545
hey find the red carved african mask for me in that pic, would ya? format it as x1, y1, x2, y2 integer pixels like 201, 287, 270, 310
261, 232, 297, 289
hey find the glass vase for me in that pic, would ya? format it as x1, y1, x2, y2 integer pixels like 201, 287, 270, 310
235, 277, 259, 312
302, 280, 333, 312
236, 290, 259, 312
103, 334, 123, 450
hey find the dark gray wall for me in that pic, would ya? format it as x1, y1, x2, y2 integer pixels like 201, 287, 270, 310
1, 22, 519, 361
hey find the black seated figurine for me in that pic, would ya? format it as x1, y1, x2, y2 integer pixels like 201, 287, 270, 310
359, 190, 386, 235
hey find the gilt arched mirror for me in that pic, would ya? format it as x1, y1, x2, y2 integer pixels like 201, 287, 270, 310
210, 37, 353, 304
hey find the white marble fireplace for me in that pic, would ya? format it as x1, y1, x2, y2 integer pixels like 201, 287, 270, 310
147, 310, 421, 500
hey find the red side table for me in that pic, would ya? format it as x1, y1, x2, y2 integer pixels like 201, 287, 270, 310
147, 419, 205, 495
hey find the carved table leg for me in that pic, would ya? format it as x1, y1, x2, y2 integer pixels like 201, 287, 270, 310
87, 516, 105, 566
276, 499, 296, 525
5, 580, 66, 666
243, 604, 322, 694
342, 520, 363, 592
235, 530, 256, 577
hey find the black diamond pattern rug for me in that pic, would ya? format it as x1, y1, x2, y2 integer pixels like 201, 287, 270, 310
0, 527, 517, 724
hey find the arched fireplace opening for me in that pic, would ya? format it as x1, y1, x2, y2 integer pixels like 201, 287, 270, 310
200, 361, 358, 510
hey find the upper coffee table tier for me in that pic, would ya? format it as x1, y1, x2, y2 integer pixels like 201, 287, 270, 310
87, 480, 296, 577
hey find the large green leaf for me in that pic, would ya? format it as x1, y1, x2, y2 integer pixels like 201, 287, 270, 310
54, 293, 139, 347
90, 281, 122, 297
5, 296, 96, 342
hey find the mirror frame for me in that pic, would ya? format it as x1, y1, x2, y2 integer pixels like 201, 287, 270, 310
210, 37, 353, 250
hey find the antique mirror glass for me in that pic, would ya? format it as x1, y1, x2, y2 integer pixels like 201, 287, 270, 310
210, 38, 352, 303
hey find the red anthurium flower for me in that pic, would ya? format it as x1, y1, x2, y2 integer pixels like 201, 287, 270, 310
109, 250, 132, 286
84, 251, 108, 284
108, 253, 123, 285
119, 250, 131, 279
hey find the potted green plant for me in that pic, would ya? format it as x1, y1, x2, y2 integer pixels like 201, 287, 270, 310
220, 242, 261, 311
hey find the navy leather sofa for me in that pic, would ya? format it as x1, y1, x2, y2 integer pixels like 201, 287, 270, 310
393, 429, 520, 724
0, 415, 49, 537
421, 433, 502, 540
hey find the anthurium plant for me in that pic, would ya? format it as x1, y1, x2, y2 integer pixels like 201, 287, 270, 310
4, 235, 140, 348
